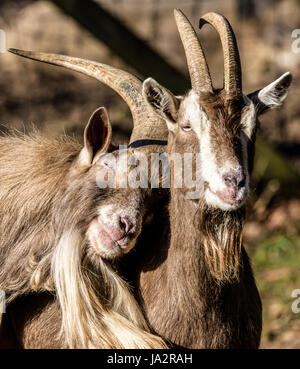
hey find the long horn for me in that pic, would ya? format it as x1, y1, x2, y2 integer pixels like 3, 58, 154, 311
199, 12, 242, 95
8, 48, 168, 143
174, 9, 213, 94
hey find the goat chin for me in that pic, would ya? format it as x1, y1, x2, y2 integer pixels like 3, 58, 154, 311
50, 228, 167, 349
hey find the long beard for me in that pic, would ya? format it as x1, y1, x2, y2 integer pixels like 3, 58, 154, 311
51, 228, 167, 349
196, 200, 245, 283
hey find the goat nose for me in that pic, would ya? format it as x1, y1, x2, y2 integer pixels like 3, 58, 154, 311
223, 172, 245, 189
119, 216, 133, 234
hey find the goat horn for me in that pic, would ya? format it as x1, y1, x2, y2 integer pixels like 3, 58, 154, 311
199, 12, 242, 95
174, 9, 213, 94
8, 48, 168, 143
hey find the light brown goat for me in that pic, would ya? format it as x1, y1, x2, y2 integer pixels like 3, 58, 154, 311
0, 105, 167, 349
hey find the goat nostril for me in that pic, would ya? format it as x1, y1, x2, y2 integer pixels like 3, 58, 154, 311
223, 172, 245, 189
223, 173, 236, 187
119, 216, 133, 234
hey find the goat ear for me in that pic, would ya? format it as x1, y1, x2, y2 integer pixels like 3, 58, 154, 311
79, 107, 112, 166
247, 72, 292, 116
142, 78, 180, 132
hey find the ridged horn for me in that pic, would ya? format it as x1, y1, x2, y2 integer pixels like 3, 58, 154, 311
174, 9, 213, 94
8, 48, 168, 143
199, 12, 242, 95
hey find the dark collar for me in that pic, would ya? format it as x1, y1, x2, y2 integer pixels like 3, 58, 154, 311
128, 139, 168, 149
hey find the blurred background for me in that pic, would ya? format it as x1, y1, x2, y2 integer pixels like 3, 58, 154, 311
0, 0, 299, 348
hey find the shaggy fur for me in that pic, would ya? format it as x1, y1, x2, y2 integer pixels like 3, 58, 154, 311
0, 133, 77, 302
0, 131, 167, 349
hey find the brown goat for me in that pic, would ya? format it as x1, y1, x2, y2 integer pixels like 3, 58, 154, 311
136, 10, 292, 348
0, 106, 167, 349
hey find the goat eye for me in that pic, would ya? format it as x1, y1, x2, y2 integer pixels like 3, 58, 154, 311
182, 125, 192, 132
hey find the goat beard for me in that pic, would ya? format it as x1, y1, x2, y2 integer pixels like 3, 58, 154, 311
47, 228, 167, 349
195, 199, 245, 283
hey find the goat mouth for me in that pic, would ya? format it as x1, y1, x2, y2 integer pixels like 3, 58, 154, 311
205, 185, 247, 209
98, 224, 133, 251
115, 235, 131, 247
216, 191, 243, 205
87, 218, 136, 258
98, 218, 135, 248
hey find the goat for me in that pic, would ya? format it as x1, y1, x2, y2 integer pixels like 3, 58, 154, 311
5, 9, 292, 349
0, 103, 167, 348
136, 10, 292, 348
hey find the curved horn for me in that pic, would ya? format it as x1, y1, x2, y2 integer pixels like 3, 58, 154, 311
174, 9, 213, 94
8, 48, 168, 143
199, 12, 242, 95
